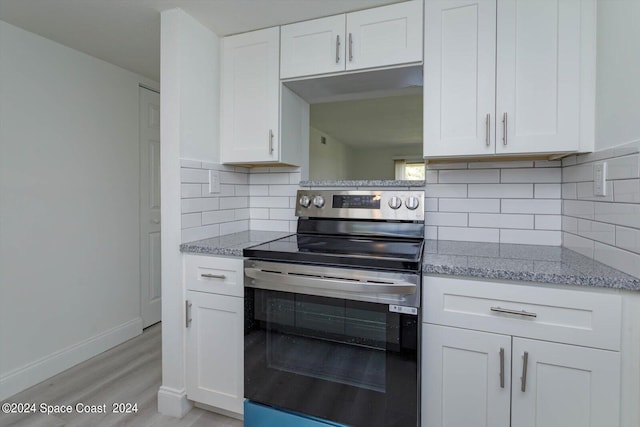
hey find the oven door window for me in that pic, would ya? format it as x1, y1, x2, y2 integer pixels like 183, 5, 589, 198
245, 288, 418, 427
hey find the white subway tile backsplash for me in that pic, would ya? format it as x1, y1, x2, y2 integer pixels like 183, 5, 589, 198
576, 181, 613, 202
426, 170, 438, 183
594, 201, 640, 228
439, 198, 500, 213
562, 216, 578, 234
249, 172, 290, 185
439, 169, 499, 184
219, 197, 249, 210
425, 212, 468, 227
606, 154, 640, 180
425, 226, 438, 240
181, 224, 220, 243
426, 162, 467, 170
181, 213, 201, 229
220, 220, 249, 235
562, 232, 595, 258
613, 179, 640, 203
180, 159, 201, 168
249, 208, 269, 219
468, 183, 533, 198
594, 242, 640, 278
289, 172, 302, 184
501, 168, 561, 183
563, 200, 594, 220
220, 170, 249, 185
469, 213, 534, 229
500, 230, 561, 245
616, 226, 640, 255
534, 184, 561, 199
561, 183, 577, 199
235, 185, 250, 196
270, 208, 297, 221
576, 219, 615, 245
249, 185, 269, 196
425, 198, 438, 212
235, 208, 250, 220
534, 215, 562, 230
181, 184, 202, 198
269, 184, 299, 196
251, 196, 290, 208
562, 163, 593, 183
181, 168, 209, 184
438, 227, 499, 243
249, 219, 291, 232
501, 199, 561, 215
468, 161, 533, 169
535, 160, 562, 168
181, 198, 203, 214
202, 210, 235, 225
425, 184, 467, 198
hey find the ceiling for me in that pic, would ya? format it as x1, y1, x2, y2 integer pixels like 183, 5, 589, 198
0, 0, 404, 82
310, 93, 423, 148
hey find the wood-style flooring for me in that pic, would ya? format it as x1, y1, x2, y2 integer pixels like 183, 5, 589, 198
0, 324, 243, 427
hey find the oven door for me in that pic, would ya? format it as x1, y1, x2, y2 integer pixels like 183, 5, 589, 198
244, 263, 420, 427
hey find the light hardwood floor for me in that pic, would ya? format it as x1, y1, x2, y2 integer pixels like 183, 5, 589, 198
0, 324, 243, 427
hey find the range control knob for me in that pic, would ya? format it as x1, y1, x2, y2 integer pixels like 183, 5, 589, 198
313, 195, 325, 208
405, 196, 420, 210
388, 196, 402, 210
299, 195, 311, 208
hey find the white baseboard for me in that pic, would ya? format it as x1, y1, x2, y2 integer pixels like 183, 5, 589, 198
0, 317, 143, 401
158, 386, 192, 418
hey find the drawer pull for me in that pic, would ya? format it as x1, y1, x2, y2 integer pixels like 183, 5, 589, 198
521, 351, 529, 392
201, 273, 226, 280
499, 347, 505, 388
490, 306, 537, 318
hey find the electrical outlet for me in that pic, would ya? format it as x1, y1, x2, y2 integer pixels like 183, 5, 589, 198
208, 170, 220, 194
594, 162, 607, 196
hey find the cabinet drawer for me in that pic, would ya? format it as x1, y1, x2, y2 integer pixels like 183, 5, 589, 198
185, 255, 244, 297
423, 276, 622, 351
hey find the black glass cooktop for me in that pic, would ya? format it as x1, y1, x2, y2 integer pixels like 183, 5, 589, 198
244, 234, 424, 272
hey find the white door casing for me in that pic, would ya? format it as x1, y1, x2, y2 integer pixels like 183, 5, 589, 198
139, 86, 161, 328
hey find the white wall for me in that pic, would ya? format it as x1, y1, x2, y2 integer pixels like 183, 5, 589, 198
158, 9, 220, 417
0, 21, 157, 399
309, 127, 352, 180
595, 0, 640, 151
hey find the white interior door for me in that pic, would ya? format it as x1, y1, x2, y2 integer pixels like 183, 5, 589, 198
139, 86, 161, 328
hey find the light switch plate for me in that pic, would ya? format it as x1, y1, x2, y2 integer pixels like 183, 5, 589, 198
208, 170, 220, 194
594, 162, 607, 196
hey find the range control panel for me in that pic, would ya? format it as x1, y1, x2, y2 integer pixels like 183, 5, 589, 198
295, 190, 424, 221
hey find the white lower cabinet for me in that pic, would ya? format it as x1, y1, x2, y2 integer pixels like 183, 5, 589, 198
422, 276, 622, 427
184, 255, 244, 416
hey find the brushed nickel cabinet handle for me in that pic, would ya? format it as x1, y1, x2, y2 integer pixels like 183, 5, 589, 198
268, 129, 274, 154
521, 351, 529, 392
185, 300, 192, 328
486, 113, 491, 146
201, 273, 226, 280
502, 112, 508, 145
490, 306, 537, 318
336, 35, 341, 63
348, 33, 353, 62
499, 347, 505, 388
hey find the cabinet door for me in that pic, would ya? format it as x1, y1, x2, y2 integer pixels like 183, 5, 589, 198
424, 0, 497, 158
186, 291, 244, 415
496, 0, 595, 154
346, 0, 423, 71
221, 27, 280, 163
423, 324, 511, 427
511, 338, 620, 427
281, 15, 346, 79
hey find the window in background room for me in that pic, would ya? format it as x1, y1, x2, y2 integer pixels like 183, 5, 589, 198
394, 159, 425, 180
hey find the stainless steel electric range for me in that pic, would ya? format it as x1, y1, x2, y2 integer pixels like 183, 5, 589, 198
243, 189, 425, 427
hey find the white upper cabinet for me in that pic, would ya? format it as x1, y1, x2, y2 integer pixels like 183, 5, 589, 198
280, 0, 423, 79
281, 15, 346, 79
221, 27, 309, 165
424, 0, 497, 157
424, 0, 596, 159
221, 27, 280, 163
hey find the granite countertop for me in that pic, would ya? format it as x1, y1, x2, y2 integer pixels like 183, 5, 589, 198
180, 230, 292, 257
423, 240, 640, 291
299, 180, 425, 187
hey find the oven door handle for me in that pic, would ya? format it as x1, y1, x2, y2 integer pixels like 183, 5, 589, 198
245, 268, 416, 295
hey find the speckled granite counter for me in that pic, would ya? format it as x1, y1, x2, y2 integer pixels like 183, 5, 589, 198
300, 180, 425, 187
180, 231, 292, 257
423, 240, 640, 291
